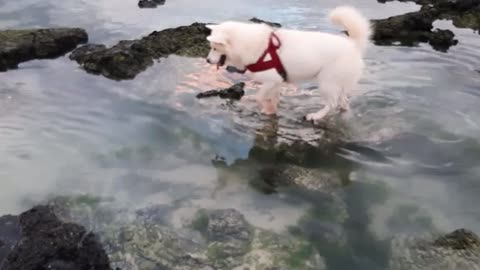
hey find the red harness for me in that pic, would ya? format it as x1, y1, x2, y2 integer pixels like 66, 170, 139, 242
245, 32, 287, 81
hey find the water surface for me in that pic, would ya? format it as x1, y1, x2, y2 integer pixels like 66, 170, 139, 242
1, 0, 480, 269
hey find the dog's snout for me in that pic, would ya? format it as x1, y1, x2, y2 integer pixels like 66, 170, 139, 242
206, 58, 211, 64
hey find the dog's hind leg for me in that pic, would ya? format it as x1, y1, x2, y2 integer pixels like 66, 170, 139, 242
339, 94, 350, 112
305, 79, 341, 122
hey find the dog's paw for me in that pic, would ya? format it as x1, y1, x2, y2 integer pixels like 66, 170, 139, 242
339, 105, 350, 113
261, 103, 278, 115
304, 108, 329, 122
339, 97, 350, 113
305, 113, 319, 122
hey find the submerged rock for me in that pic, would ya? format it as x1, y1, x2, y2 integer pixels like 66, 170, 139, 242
93, 205, 324, 269
0, 28, 88, 72
0, 205, 113, 270
388, 229, 480, 270
238, 228, 326, 270
189, 208, 326, 270
213, 118, 352, 195
46, 196, 326, 270
258, 164, 346, 193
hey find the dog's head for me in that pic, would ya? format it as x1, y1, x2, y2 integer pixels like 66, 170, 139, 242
205, 22, 271, 70
205, 24, 230, 69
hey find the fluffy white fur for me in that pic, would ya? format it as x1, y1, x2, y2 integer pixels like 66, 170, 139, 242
205, 6, 372, 121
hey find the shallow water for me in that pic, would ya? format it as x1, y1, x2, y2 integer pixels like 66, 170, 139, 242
1, 0, 480, 269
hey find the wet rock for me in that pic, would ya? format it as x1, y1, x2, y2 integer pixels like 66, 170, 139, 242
205, 209, 252, 243
70, 23, 211, 80
196, 82, 245, 100
238, 228, 326, 270
213, 118, 352, 194
0, 205, 113, 270
190, 208, 326, 270
0, 215, 20, 264
372, 8, 458, 52
388, 229, 480, 270
202, 209, 254, 263
47, 195, 123, 231
107, 222, 208, 270
0, 28, 88, 72
437, 1, 480, 32
249, 17, 282, 28
134, 204, 175, 225
46, 197, 326, 270
138, 0, 165, 8
433, 228, 480, 250
374, 0, 480, 51
259, 164, 345, 193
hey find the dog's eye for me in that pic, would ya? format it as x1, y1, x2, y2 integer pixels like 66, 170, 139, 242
213, 48, 217, 51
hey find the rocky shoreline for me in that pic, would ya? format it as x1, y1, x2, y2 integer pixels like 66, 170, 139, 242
0, 28, 88, 72
1, 200, 479, 270
0, 205, 113, 270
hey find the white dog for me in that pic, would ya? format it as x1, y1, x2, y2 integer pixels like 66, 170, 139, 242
205, 6, 372, 121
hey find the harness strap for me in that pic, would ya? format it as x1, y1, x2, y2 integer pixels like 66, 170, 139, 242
245, 32, 287, 81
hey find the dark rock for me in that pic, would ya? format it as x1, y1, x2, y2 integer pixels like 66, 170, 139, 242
441, 6, 480, 33
433, 228, 480, 250
374, 0, 480, 51
0, 28, 88, 72
0, 215, 20, 264
199, 209, 254, 264
258, 164, 344, 193
70, 23, 210, 80
68, 44, 107, 65
249, 17, 282, 28
372, 8, 458, 51
196, 82, 245, 100
427, 29, 458, 52
138, 0, 165, 8
0, 205, 113, 270
206, 209, 253, 243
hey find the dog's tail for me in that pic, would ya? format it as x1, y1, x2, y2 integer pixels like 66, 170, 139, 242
328, 6, 372, 53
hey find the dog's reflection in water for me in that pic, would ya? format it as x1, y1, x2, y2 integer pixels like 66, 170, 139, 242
176, 61, 299, 108
176, 62, 259, 94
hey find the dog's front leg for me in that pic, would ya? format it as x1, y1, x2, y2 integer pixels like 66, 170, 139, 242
254, 82, 281, 115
